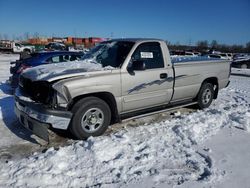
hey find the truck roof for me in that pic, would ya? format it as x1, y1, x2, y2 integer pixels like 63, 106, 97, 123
108, 38, 165, 42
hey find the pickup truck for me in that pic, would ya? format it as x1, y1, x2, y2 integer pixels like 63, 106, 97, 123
14, 39, 230, 141
0, 40, 35, 53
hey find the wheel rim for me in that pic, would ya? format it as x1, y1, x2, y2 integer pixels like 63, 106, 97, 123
202, 88, 212, 104
81, 108, 104, 133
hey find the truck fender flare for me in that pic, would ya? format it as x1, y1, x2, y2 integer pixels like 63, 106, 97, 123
68, 92, 120, 124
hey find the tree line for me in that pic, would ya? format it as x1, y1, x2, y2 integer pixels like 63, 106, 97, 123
167, 40, 250, 53
1, 33, 249, 53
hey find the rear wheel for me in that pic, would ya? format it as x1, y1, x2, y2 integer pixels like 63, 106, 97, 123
70, 97, 111, 139
197, 82, 214, 109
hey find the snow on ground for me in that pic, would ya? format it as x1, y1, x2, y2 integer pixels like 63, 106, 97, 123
231, 67, 250, 77
0, 54, 250, 187
0, 53, 30, 147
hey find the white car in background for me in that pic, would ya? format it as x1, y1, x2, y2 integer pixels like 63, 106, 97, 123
218, 53, 233, 60
208, 53, 233, 60
185, 51, 201, 57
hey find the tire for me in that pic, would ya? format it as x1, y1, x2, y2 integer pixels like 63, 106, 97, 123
23, 49, 31, 54
70, 97, 111, 139
197, 82, 214, 109
20, 51, 30, 60
241, 64, 247, 69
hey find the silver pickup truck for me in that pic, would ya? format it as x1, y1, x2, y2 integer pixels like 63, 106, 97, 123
14, 39, 230, 141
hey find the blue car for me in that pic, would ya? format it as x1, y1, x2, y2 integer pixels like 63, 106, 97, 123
9, 51, 85, 88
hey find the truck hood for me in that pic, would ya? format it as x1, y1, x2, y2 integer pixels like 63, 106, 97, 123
22, 59, 115, 82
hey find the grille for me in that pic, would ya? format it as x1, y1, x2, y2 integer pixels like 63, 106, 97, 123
19, 75, 53, 105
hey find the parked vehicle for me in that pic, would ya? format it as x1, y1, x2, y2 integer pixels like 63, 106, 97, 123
9, 51, 84, 88
185, 51, 201, 57
45, 42, 67, 51
170, 50, 201, 57
0, 40, 35, 53
207, 54, 222, 59
14, 39, 230, 141
233, 53, 250, 60
231, 55, 250, 69
170, 50, 185, 57
218, 53, 233, 60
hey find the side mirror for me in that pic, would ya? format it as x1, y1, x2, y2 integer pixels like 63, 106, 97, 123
130, 59, 146, 71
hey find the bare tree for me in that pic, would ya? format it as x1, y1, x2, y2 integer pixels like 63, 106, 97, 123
24, 32, 30, 40
197, 40, 208, 50
3, 34, 9, 40
33, 32, 39, 38
210, 40, 218, 49
18, 35, 23, 41
165, 40, 171, 46
12, 34, 17, 40
246, 42, 250, 53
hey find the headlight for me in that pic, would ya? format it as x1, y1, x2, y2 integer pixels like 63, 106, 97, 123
31, 81, 53, 104
52, 82, 70, 107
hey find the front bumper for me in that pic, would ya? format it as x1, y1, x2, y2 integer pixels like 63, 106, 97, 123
15, 88, 72, 141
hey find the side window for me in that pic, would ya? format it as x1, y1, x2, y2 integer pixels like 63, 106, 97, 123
15, 43, 21, 47
69, 55, 78, 61
51, 56, 60, 63
46, 55, 64, 63
132, 42, 164, 69
64, 55, 70, 61
45, 57, 52, 64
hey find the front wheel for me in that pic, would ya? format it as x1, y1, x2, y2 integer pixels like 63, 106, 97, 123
197, 82, 214, 109
70, 97, 111, 139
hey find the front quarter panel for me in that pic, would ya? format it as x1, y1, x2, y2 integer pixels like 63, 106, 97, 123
53, 69, 122, 112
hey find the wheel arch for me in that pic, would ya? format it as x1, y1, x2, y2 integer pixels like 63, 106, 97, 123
68, 92, 120, 124
197, 77, 219, 99
202, 77, 219, 99
23, 48, 31, 52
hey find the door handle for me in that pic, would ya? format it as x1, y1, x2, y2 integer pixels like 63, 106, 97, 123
160, 73, 168, 79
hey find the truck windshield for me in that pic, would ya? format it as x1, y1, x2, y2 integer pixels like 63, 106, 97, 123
15, 43, 22, 47
82, 41, 135, 68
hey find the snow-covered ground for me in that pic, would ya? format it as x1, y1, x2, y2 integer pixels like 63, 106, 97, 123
0, 54, 250, 187
0, 54, 40, 148
231, 67, 250, 77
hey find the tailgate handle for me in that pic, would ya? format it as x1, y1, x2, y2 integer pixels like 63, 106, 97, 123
160, 73, 168, 79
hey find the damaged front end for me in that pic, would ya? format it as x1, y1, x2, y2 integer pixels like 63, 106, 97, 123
15, 75, 72, 142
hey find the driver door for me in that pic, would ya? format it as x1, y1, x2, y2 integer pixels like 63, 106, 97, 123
121, 42, 173, 112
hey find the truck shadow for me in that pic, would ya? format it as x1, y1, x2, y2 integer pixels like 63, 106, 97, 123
0, 83, 39, 144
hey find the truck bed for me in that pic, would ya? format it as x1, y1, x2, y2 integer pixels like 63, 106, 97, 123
171, 57, 230, 102
171, 56, 226, 64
